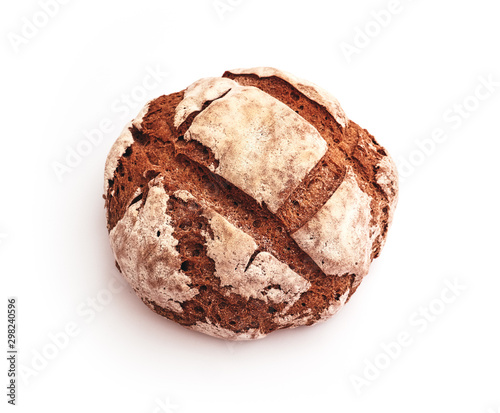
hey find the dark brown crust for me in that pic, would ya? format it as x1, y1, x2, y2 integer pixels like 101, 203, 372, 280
104, 73, 396, 337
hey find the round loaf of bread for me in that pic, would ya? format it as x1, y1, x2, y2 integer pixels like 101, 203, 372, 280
104, 67, 398, 340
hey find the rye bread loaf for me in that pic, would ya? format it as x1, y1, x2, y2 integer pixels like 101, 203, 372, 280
104, 67, 399, 340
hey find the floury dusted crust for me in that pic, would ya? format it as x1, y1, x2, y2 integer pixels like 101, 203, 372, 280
109, 179, 199, 313
291, 167, 373, 277
182, 82, 328, 213
104, 67, 399, 340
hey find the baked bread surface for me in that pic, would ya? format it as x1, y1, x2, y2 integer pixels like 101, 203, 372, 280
104, 67, 399, 340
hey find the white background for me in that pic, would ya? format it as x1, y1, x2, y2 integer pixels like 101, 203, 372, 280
1, 0, 499, 412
